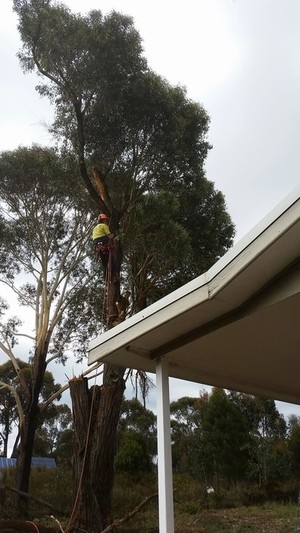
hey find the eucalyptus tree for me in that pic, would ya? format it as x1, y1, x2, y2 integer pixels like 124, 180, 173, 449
33, 403, 73, 457
115, 398, 157, 473
229, 392, 288, 484
123, 192, 192, 310
0, 145, 100, 514
0, 358, 71, 457
170, 395, 206, 477
12, 1, 235, 529
201, 389, 250, 487
12, 0, 234, 318
287, 415, 300, 478
0, 358, 29, 458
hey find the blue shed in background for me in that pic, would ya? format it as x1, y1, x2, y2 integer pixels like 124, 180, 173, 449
0, 457, 56, 469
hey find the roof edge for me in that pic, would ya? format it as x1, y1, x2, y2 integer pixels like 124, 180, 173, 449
88, 186, 300, 357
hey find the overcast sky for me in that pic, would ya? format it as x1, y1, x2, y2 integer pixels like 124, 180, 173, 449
1, 0, 299, 417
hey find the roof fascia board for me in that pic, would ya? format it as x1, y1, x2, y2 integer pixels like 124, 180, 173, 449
209, 195, 300, 300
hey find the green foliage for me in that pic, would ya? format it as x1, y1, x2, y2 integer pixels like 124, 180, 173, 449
0, 146, 101, 361
171, 390, 250, 484
33, 403, 73, 460
0, 359, 27, 456
115, 430, 152, 473
179, 178, 235, 275
118, 398, 156, 437
116, 398, 156, 472
0, 145, 108, 507
170, 395, 207, 477
13, 0, 235, 311
123, 191, 192, 309
0, 359, 63, 457
170, 389, 300, 491
6, 2, 240, 524
286, 415, 300, 477
28, 464, 72, 518
112, 472, 158, 529
201, 389, 250, 484
171, 395, 207, 435
229, 392, 288, 484
14, 2, 146, 103
1, 467, 298, 529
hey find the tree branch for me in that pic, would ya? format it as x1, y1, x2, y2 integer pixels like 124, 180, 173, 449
0, 343, 30, 398
7, 486, 63, 515
0, 382, 25, 434
91, 166, 114, 214
101, 492, 158, 532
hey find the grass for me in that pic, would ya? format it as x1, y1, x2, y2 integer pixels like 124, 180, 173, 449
182, 504, 298, 532
1, 469, 300, 532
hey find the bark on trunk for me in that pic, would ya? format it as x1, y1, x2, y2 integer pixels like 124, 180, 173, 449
15, 352, 47, 517
68, 375, 125, 533
2, 416, 9, 458
15, 397, 40, 516
68, 378, 102, 532
90, 370, 125, 525
68, 161, 128, 530
15, 406, 40, 517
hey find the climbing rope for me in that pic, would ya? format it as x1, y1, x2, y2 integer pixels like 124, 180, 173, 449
101, 245, 113, 329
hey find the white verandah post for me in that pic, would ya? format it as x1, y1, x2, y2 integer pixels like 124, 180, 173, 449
156, 357, 174, 533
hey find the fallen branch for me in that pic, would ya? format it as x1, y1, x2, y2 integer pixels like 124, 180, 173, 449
7, 485, 63, 515
0, 520, 58, 532
101, 492, 158, 533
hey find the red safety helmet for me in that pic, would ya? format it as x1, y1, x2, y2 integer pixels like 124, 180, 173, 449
98, 213, 109, 221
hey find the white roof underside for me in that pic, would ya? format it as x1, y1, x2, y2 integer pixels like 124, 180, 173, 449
88, 186, 300, 405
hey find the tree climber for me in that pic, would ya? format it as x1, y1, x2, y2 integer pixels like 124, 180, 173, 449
92, 214, 114, 278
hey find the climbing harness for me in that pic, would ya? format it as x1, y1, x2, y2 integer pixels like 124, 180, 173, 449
95, 241, 110, 262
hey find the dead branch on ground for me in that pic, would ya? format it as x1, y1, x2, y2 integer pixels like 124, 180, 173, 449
101, 492, 158, 532
7, 486, 64, 515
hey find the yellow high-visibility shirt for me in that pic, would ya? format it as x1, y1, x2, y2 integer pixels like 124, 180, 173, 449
92, 223, 111, 240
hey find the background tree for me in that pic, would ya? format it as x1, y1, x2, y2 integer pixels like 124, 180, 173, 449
229, 392, 288, 484
287, 415, 300, 478
0, 358, 65, 458
201, 389, 250, 488
170, 391, 251, 486
115, 398, 156, 473
12, 1, 235, 530
33, 403, 73, 458
0, 359, 29, 458
0, 145, 99, 515
170, 392, 217, 482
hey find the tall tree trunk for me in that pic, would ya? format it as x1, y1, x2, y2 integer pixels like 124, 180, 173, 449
15, 403, 39, 517
67, 196, 130, 530
15, 353, 46, 517
90, 367, 125, 525
68, 378, 103, 532
3, 415, 10, 457
68, 374, 125, 533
